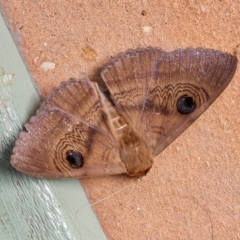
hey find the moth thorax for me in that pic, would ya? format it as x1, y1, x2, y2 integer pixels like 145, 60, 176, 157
119, 132, 153, 177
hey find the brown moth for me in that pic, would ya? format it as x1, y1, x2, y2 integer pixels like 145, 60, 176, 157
11, 48, 237, 178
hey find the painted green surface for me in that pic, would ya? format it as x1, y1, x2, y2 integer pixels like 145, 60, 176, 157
0, 13, 106, 240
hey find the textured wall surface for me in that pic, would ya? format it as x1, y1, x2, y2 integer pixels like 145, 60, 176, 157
1, 0, 240, 239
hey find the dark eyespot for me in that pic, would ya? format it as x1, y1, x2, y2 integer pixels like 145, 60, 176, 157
66, 151, 84, 168
177, 96, 195, 114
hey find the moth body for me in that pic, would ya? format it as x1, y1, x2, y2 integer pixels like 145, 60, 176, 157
101, 90, 153, 176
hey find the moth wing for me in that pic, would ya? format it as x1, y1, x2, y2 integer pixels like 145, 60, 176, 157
39, 78, 107, 131
101, 47, 166, 127
143, 48, 237, 155
11, 79, 127, 178
102, 48, 237, 156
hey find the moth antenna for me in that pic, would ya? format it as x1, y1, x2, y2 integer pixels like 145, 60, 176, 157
76, 178, 138, 214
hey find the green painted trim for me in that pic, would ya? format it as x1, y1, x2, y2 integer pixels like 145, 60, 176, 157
0, 12, 106, 240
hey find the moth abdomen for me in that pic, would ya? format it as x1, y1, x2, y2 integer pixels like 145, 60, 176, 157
119, 129, 153, 177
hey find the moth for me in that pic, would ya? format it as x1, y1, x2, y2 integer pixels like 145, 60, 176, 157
11, 48, 238, 178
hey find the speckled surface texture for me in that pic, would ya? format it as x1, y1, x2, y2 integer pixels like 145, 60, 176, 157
1, 1, 240, 239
